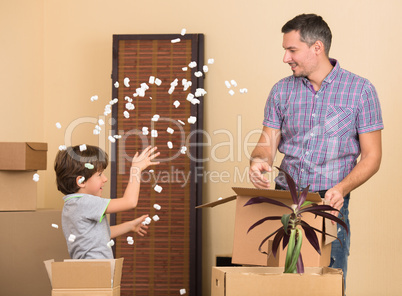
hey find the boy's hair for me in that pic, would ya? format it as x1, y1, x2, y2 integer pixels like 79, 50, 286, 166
54, 145, 108, 195
282, 13, 332, 56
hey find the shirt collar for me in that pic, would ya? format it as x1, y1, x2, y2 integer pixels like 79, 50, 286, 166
301, 58, 340, 88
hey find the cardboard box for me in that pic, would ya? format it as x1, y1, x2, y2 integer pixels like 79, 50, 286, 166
0, 170, 37, 211
211, 266, 344, 296
197, 187, 336, 267
44, 258, 124, 296
0, 209, 70, 296
0, 142, 47, 170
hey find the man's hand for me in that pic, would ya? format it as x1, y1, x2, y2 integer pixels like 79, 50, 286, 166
324, 186, 344, 221
249, 160, 272, 189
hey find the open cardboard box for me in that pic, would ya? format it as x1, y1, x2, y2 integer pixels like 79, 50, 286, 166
0, 142, 47, 170
197, 187, 337, 267
211, 266, 344, 296
44, 258, 124, 296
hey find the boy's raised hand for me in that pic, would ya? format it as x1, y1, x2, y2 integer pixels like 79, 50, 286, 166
131, 146, 160, 172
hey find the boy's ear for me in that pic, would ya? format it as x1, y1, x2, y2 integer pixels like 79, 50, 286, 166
76, 176, 86, 188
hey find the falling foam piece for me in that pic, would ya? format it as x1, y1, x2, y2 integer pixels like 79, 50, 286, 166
126, 102, 135, 110
170, 78, 178, 87
229, 90, 235, 96
188, 61, 197, 68
114, 81, 119, 88
143, 217, 152, 225
183, 81, 192, 91
155, 78, 162, 86
152, 114, 160, 122
180, 289, 186, 295
203, 65, 209, 73
68, 234, 76, 242
154, 185, 163, 193
195, 88, 207, 97
194, 71, 203, 77
168, 86, 175, 94
180, 146, 187, 154
152, 215, 160, 222
188, 116, 197, 124
178, 120, 185, 125
167, 127, 174, 134
123, 111, 130, 118
181, 28, 186, 36
230, 80, 237, 87
182, 67, 188, 71
124, 77, 130, 87
141, 82, 149, 90
208, 58, 214, 64
93, 129, 100, 135
240, 88, 248, 94
114, 135, 122, 139
59, 145, 67, 151
142, 127, 149, 135
51, 223, 59, 229
127, 236, 133, 242
151, 130, 158, 138
85, 163, 94, 169
107, 240, 115, 248
108, 136, 116, 143
153, 204, 161, 210
98, 119, 105, 126
90, 95, 98, 102
78, 176, 85, 184
94, 125, 101, 131
191, 98, 200, 105
79, 144, 87, 151
55, 122, 62, 129
173, 100, 180, 108
225, 81, 231, 88
110, 98, 118, 105
186, 93, 195, 102
149, 76, 155, 84
171, 38, 181, 43
167, 141, 173, 149
33, 173, 40, 182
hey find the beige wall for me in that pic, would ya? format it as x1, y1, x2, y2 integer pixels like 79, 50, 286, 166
1, 0, 400, 295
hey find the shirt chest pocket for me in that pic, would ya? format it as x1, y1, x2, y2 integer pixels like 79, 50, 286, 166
324, 105, 354, 139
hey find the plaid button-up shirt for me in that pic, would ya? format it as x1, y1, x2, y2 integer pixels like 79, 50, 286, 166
264, 59, 383, 191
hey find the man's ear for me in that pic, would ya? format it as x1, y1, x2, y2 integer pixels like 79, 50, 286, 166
313, 40, 325, 55
76, 176, 86, 188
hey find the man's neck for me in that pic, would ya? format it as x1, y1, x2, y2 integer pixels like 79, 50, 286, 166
307, 58, 334, 92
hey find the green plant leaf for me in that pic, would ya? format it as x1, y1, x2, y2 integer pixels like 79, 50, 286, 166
247, 216, 282, 233
276, 167, 299, 205
285, 228, 303, 273
281, 214, 291, 235
244, 196, 292, 211
300, 201, 317, 208
284, 228, 296, 270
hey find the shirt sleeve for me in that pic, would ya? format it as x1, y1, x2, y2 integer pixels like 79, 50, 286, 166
82, 195, 111, 223
263, 83, 282, 129
356, 81, 384, 134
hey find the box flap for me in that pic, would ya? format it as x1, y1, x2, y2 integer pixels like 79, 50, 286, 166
26, 142, 48, 152
112, 258, 124, 287
196, 195, 237, 209
232, 187, 322, 202
44, 259, 55, 286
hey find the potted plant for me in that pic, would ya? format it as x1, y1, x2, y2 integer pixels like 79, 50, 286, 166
245, 167, 349, 273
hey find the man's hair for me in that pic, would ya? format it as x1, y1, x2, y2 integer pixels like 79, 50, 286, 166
282, 13, 332, 56
54, 145, 108, 195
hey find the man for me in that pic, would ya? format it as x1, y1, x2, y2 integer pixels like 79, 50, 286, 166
249, 14, 383, 287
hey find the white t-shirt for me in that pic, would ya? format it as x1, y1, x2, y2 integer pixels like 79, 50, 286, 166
62, 193, 113, 259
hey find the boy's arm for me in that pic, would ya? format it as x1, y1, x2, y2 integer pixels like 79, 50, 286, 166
110, 215, 149, 239
106, 146, 159, 214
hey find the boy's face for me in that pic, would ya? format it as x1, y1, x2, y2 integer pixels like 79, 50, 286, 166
78, 171, 108, 197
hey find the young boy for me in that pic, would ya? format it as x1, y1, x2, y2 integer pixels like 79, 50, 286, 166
54, 144, 159, 259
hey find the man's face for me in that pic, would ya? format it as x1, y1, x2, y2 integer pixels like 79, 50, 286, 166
282, 30, 317, 78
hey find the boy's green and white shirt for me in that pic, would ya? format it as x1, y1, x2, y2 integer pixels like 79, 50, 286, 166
62, 193, 112, 259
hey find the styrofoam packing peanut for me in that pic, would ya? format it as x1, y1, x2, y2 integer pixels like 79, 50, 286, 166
188, 61, 197, 68
107, 239, 115, 248
178, 120, 185, 125
229, 89, 235, 96
151, 130, 158, 138
225, 81, 231, 88
180, 289, 186, 295
85, 163, 94, 169
149, 76, 155, 84
109, 99, 117, 105
186, 93, 194, 102
141, 82, 149, 90
149, 96, 152, 100
108, 135, 116, 143
56, 122, 62, 129
188, 116, 197, 124
168, 86, 175, 94
79, 144, 87, 151
203, 65, 209, 73
123, 111, 130, 118
133, 93, 138, 97
114, 135, 122, 139
240, 88, 248, 94
153, 204, 162, 210
142, 127, 149, 135
171, 38, 181, 43
127, 236, 134, 242
230, 80, 237, 87
128, 240, 134, 245
183, 81, 192, 91
125, 102, 135, 110
98, 119, 105, 126
152, 115, 160, 122
180, 146, 187, 154
114, 81, 119, 88
167, 127, 174, 134
149, 169, 154, 173
136, 88, 145, 97
195, 88, 207, 97
170, 78, 178, 87
208, 58, 214, 64
155, 78, 162, 86
173, 100, 180, 108
52, 223, 59, 229
143, 217, 152, 225
152, 215, 160, 222
182, 67, 188, 71
194, 71, 203, 77
167, 141, 173, 149
124, 77, 130, 87
68, 234, 76, 242
154, 184, 163, 193
59, 145, 67, 151
93, 129, 100, 135
78, 176, 85, 184
182, 78, 187, 85
181, 28, 186, 36
218, 197, 223, 200
90, 95, 98, 102
125, 96, 132, 101
191, 98, 200, 105
33, 173, 40, 182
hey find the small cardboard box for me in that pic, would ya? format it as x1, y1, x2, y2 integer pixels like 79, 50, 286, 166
0, 170, 37, 211
197, 187, 336, 267
44, 258, 124, 296
0, 142, 48, 170
211, 266, 344, 296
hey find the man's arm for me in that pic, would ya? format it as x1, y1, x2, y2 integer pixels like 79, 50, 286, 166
325, 130, 382, 212
249, 126, 281, 189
